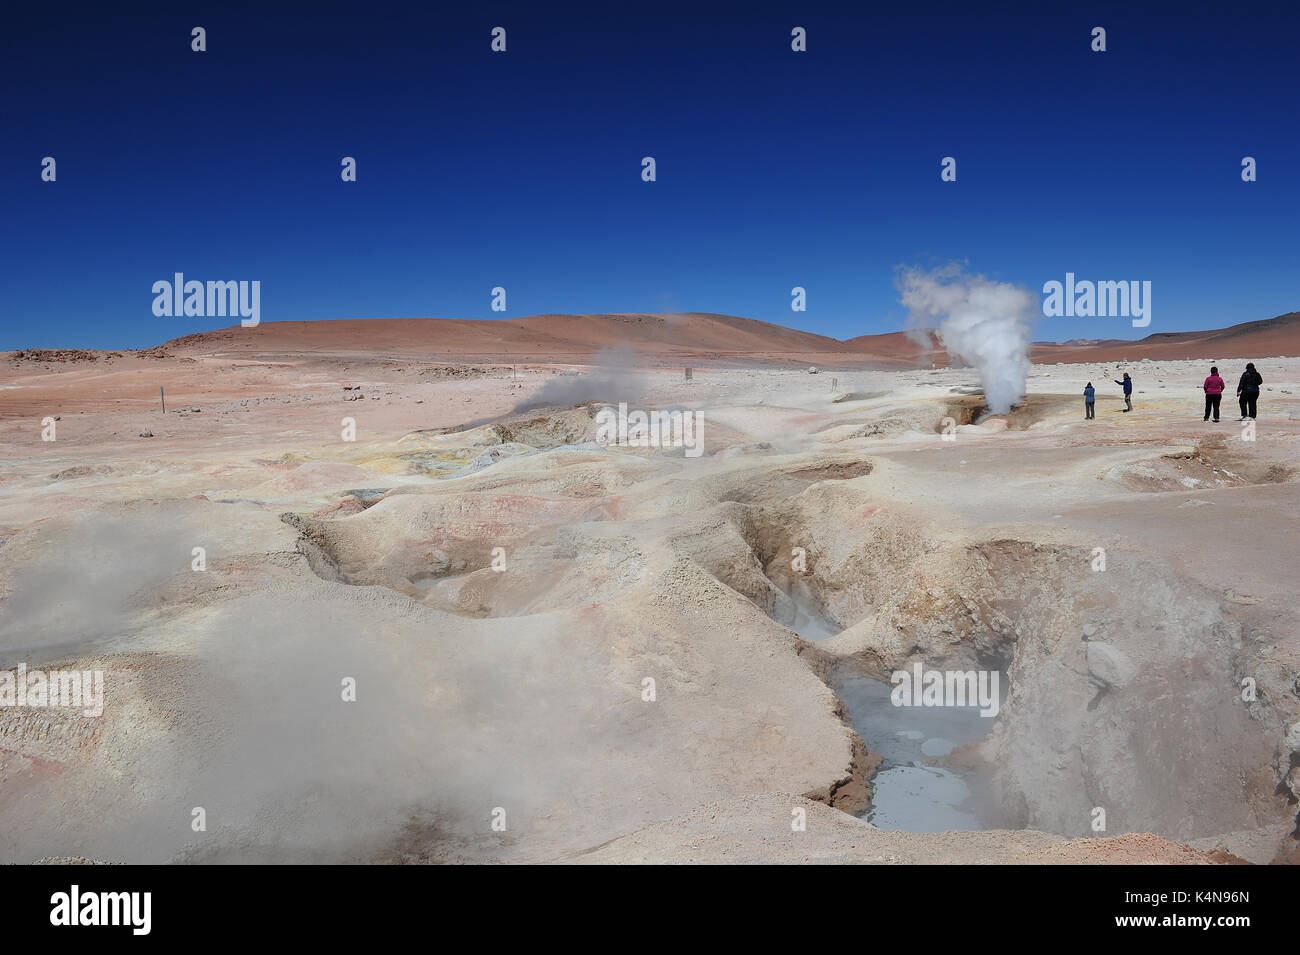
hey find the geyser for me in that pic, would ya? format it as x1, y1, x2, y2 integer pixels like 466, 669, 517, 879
897, 265, 1036, 414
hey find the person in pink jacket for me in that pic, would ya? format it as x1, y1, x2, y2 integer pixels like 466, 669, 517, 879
1202, 365, 1225, 422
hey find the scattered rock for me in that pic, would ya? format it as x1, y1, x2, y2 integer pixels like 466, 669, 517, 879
308, 497, 366, 519
138, 429, 154, 438
11, 349, 100, 363
1285, 766, 1300, 800
1087, 642, 1137, 688
1286, 721, 1300, 754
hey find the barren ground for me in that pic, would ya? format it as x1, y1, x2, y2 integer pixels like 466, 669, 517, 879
1, 339, 1297, 864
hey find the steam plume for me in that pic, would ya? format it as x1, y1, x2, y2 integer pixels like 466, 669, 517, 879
512, 344, 646, 413
897, 265, 1036, 414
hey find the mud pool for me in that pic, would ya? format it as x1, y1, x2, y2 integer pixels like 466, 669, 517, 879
833, 674, 1004, 833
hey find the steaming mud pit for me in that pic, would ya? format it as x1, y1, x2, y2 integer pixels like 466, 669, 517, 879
833, 673, 1004, 832
778, 591, 1004, 833
2, 351, 1300, 863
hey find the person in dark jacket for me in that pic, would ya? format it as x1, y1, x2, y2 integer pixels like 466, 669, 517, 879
1114, 372, 1133, 412
1083, 382, 1095, 419
1236, 362, 1262, 419
1202, 366, 1225, 422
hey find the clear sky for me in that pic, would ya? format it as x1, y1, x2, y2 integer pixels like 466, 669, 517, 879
3, 1, 1297, 350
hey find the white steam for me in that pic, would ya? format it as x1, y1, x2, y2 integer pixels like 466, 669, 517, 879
512, 344, 647, 413
897, 265, 1036, 414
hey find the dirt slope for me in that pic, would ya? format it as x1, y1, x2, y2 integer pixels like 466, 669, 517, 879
134, 310, 1300, 368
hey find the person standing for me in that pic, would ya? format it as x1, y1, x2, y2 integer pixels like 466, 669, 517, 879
1114, 372, 1133, 412
1236, 362, 1263, 419
1083, 382, 1095, 419
1202, 366, 1225, 422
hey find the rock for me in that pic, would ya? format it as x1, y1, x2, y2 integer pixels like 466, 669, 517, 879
1087, 642, 1137, 688
1082, 623, 1098, 639
807, 366, 819, 374
1286, 721, 1300, 754
1286, 766, 1300, 800
138, 430, 154, 438
308, 497, 365, 519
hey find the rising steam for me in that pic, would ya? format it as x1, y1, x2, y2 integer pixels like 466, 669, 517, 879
897, 265, 1036, 414
512, 345, 647, 413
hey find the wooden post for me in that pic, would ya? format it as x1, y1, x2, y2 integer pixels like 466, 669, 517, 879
160, 385, 165, 414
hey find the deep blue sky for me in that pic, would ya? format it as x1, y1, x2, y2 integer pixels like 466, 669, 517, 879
3, 1, 1296, 349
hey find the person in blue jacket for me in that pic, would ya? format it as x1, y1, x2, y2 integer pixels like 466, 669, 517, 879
1114, 372, 1133, 412
1083, 382, 1095, 419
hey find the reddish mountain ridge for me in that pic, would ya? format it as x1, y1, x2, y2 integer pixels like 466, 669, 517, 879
151, 310, 1300, 365
1029, 311, 1300, 363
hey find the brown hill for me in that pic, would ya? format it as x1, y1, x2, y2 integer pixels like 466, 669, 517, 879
1030, 312, 1300, 363
156, 313, 849, 365
151, 310, 1300, 366
841, 329, 947, 364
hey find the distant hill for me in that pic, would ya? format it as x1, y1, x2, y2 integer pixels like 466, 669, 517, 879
844, 312, 1300, 365
155, 313, 849, 364
151, 310, 1300, 366
1029, 312, 1300, 363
